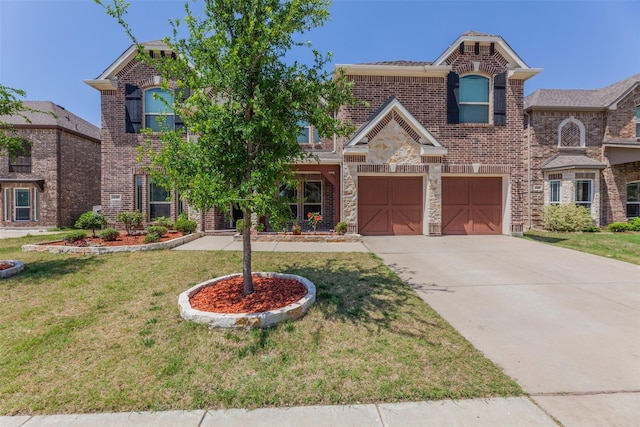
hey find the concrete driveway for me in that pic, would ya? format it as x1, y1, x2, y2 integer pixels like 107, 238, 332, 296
364, 235, 640, 427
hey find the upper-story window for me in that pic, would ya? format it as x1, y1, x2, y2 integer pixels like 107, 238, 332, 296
558, 116, 585, 148
297, 121, 319, 144
144, 88, 175, 132
635, 106, 639, 138
8, 140, 31, 173
459, 75, 489, 123
447, 72, 506, 125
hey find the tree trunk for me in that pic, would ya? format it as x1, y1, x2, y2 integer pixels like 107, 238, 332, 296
242, 207, 254, 295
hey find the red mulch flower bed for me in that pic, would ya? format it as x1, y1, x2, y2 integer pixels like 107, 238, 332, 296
47, 232, 183, 247
0, 262, 14, 271
190, 275, 307, 314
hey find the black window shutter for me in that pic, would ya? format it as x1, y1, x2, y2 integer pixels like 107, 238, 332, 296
174, 87, 190, 132
447, 72, 460, 124
493, 72, 507, 126
125, 84, 142, 133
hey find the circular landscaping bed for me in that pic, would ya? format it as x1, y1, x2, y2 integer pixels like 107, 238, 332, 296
0, 260, 24, 279
179, 272, 316, 328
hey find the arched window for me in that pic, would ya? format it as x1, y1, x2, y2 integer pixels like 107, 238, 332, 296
628, 181, 640, 218
558, 116, 585, 147
144, 88, 175, 132
459, 75, 489, 123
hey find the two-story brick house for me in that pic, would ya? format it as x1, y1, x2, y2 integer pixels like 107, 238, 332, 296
524, 73, 640, 227
337, 31, 541, 235
87, 32, 543, 235
0, 101, 101, 228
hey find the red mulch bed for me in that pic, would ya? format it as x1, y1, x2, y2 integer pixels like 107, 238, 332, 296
0, 262, 14, 271
47, 232, 183, 247
190, 275, 307, 314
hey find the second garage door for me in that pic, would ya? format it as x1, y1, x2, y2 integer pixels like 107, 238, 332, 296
442, 177, 502, 235
358, 176, 423, 235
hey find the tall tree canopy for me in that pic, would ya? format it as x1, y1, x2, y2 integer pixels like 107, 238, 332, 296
97, 0, 357, 294
0, 84, 48, 153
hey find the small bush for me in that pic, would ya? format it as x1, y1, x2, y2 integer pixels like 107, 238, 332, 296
628, 217, 640, 231
335, 221, 348, 235
75, 211, 107, 237
99, 228, 120, 241
608, 222, 631, 232
143, 232, 160, 244
147, 225, 168, 237
541, 204, 593, 232
582, 225, 601, 233
116, 211, 144, 235
175, 217, 197, 234
153, 216, 174, 229
64, 230, 87, 243
235, 219, 244, 234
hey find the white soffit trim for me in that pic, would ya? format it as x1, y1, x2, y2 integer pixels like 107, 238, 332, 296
433, 34, 529, 69
608, 81, 640, 110
346, 98, 444, 149
335, 64, 451, 77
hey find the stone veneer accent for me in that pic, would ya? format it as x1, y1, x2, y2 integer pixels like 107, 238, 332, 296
178, 272, 316, 329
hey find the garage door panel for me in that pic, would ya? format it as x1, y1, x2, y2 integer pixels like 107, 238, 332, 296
442, 177, 502, 235
359, 177, 422, 236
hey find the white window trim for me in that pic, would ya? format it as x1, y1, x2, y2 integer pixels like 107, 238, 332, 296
149, 179, 171, 220
14, 188, 31, 222
33, 189, 39, 222
549, 179, 561, 205
575, 179, 593, 209
4, 188, 10, 221
459, 74, 491, 124
558, 116, 586, 148
298, 124, 319, 144
627, 181, 640, 218
144, 87, 175, 132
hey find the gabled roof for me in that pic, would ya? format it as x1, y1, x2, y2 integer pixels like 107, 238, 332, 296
0, 101, 100, 141
337, 31, 541, 80
524, 73, 640, 111
84, 40, 169, 91
345, 97, 446, 156
541, 152, 606, 171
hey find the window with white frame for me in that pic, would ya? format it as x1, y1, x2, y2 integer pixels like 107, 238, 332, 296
549, 180, 561, 205
459, 75, 490, 124
627, 182, 640, 218
297, 121, 319, 144
144, 88, 175, 132
575, 180, 592, 210
303, 181, 322, 218
149, 179, 171, 220
14, 188, 31, 221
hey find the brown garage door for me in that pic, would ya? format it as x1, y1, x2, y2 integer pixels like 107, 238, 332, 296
358, 176, 422, 235
442, 177, 502, 235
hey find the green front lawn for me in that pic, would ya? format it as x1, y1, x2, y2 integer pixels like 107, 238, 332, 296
523, 230, 640, 265
0, 235, 521, 415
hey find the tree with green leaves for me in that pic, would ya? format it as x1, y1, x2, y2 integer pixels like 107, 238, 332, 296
0, 84, 48, 154
96, 0, 357, 295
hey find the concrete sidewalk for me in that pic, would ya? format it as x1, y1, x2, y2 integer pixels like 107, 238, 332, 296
174, 235, 370, 252
0, 397, 558, 426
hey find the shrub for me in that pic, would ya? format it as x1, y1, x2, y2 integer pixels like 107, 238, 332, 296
75, 211, 107, 237
582, 225, 601, 233
235, 219, 244, 234
99, 228, 120, 241
143, 232, 160, 244
147, 225, 168, 237
153, 216, 174, 229
608, 222, 631, 232
628, 217, 640, 232
541, 204, 593, 232
335, 221, 348, 235
64, 230, 87, 243
175, 217, 197, 234
116, 211, 144, 235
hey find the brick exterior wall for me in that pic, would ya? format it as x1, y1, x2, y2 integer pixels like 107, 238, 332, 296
0, 127, 100, 228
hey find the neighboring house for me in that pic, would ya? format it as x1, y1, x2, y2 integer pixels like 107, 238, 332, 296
86, 32, 545, 235
337, 31, 541, 235
0, 102, 101, 228
524, 73, 640, 227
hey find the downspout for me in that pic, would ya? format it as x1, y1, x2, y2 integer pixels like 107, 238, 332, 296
56, 129, 63, 227
524, 111, 532, 230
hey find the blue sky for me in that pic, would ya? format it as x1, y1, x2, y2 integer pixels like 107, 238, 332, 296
1, 0, 639, 128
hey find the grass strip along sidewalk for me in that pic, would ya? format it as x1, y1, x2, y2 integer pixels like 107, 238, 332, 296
0, 234, 520, 415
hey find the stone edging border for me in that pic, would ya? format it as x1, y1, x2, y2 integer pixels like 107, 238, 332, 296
232, 233, 362, 243
178, 272, 316, 329
21, 233, 204, 255
0, 260, 24, 279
